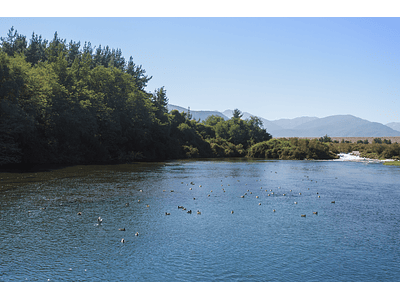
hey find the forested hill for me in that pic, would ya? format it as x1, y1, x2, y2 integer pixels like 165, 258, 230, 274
0, 27, 273, 166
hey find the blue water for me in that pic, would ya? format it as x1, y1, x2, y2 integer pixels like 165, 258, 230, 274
1, 159, 399, 282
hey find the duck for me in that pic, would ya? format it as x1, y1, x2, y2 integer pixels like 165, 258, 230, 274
121, 238, 125, 243
146, 204, 150, 207
331, 201, 335, 204
273, 209, 276, 212
313, 212, 318, 215
258, 203, 261, 205
165, 212, 170, 215
178, 205, 184, 209
294, 202, 298, 204
135, 232, 139, 236
301, 214, 306, 217
119, 228, 126, 231
231, 211, 234, 214
187, 210, 192, 214
197, 210, 201, 215
97, 217, 103, 224
77, 212, 82, 215
182, 207, 187, 211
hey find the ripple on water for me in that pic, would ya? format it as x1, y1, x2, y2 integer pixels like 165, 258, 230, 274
1, 160, 400, 281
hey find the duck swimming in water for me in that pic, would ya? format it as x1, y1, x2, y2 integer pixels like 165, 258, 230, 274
97, 217, 103, 224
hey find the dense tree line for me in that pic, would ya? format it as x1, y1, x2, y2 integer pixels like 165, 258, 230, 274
0, 28, 273, 166
247, 138, 338, 160
4, 28, 396, 166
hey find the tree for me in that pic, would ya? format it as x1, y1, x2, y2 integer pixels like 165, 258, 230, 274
152, 86, 168, 113
0, 27, 27, 57
319, 134, 332, 143
126, 56, 152, 91
203, 115, 225, 127
25, 32, 48, 65
45, 32, 67, 63
66, 40, 81, 67
232, 108, 243, 119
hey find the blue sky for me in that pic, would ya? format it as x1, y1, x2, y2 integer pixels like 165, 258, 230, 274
1, 13, 399, 124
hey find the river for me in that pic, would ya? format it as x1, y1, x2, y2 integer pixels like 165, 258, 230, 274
1, 158, 399, 282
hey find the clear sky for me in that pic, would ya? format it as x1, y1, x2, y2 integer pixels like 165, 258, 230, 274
1, 5, 400, 125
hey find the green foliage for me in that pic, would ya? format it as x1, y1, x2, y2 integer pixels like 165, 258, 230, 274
213, 115, 271, 148
4, 28, 353, 165
0, 27, 27, 57
203, 115, 224, 127
383, 139, 392, 144
247, 138, 338, 160
232, 108, 243, 119
319, 134, 332, 143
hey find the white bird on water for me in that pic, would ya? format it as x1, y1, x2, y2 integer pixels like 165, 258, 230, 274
97, 216, 103, 224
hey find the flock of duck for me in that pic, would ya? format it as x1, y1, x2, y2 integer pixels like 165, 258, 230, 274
83, 174, 334, 244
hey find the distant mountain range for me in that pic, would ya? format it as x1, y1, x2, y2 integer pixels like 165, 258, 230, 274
167, 104, 400, 137
167, 104, 229, 121
386, 122, 400, 132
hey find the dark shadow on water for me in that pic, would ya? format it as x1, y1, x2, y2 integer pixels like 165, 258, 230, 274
0, 163, 74, 173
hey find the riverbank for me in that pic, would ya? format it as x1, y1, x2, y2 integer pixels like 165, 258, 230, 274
383, 161, 400, 166
281, 136, 400, 143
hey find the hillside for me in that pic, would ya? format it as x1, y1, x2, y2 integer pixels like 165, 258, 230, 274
280, 115, 400, 137
168, 104, 228, 121
222, 109, 284, 133
386, 122, 400, 132
169, 105, 400, 138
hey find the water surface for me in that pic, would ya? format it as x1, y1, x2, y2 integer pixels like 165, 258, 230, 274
1, 159, 399, 281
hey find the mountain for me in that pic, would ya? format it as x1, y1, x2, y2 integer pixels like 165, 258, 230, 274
168, 104, 400, 137
272, 115, 400, 137
386, 122, 400, 132
271, 117, 319, 129
167, 104, 228, 121
222, 109, 285, 132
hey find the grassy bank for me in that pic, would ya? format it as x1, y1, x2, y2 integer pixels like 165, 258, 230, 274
383, 161, 400, 166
